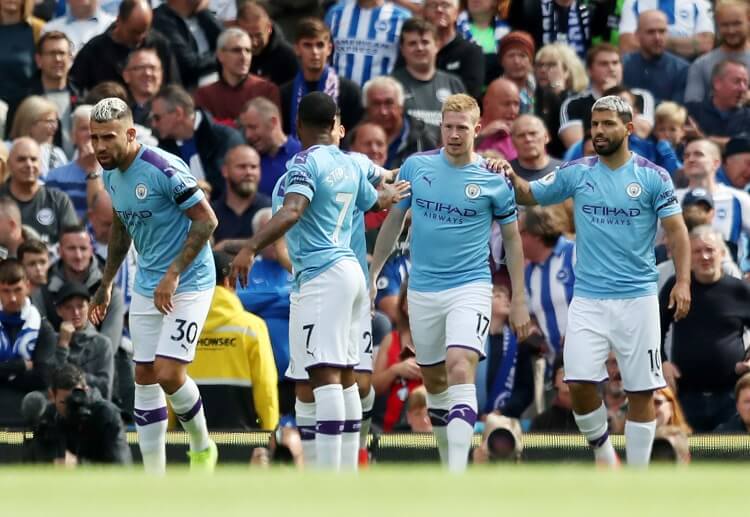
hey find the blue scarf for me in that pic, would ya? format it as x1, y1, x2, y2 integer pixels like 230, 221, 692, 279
289, 66, 340, 138
455, 10, 511, 51
541, 0, 589, 59
0, 299, 41, 363
485, 325, 518, 414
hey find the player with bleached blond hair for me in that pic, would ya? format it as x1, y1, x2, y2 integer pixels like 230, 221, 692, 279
370, 93, 531, 473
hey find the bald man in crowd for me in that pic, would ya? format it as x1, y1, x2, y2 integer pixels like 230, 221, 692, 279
510, 115, 561, 181
477, 78, 521, 160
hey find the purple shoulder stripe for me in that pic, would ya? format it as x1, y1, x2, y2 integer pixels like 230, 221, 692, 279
633, 154, 671, 182
140, 148, 176, 178
559, 155, 598, 170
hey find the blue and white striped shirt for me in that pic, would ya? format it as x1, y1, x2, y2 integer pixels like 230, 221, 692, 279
525, 237, 576, 355
325, 1, 411, 86
619, 0, 714, 38
45, 161, 88, 220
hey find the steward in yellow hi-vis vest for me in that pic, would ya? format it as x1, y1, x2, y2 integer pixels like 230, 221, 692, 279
188, 252, 279, 430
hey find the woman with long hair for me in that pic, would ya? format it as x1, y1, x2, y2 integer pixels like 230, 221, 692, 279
655, 386, 693, 435
9, 95, 68, 176
533, 42, 588, 158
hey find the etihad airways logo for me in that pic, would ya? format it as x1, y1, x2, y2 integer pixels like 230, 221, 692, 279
582, 204, 641, 226
416, 198, 478, 224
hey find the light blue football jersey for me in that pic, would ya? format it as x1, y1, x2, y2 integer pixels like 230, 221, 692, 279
348, 152, 383, 281
530, 153, 681, 299
396, 149, 518, 292
283, 145, 379, 286
104, 145, 215, 297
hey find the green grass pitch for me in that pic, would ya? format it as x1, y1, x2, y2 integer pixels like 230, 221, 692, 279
1, 464, 745, 517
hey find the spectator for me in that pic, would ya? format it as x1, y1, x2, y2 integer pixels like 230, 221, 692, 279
239, 97, 302, 197
498, 31, 535, 114
0, 0, 44, 130
652, 102, 687, 160
152, 0, 223, 90
455, 0, 511, 85
45, 105, 99, 220
476, 77, 519, 159
651, 425, 691, 464
326, 0, 411, 86
720, 136, 750, 191
530, 361, 577, 432
405, 385, 432, 433
587, 0, 625, 47
281, 18, 362, 138
675, 139, 750, 266
362, 76, 438, 169
189, 250, 279, 430
0, 138, 77, 246
151, 84, 243, 198
235, 208, 294, 416
41, 0, 114, 55
29, 31, 78, 157
508, 0, 591, 60
349, 122, 388, 169
684, 0, 750, 104
391, 18, 465, 144
17, 239, 50, 297
686, 60, 750, 143
618, 0, 714, 60
423, 0, 485, 100
475, 285, 535, 419
534, 42, 589, 158
52, 281, 113, 399
38, 223, 125, 353
238, 1, 298, 86
0, 259, 55, 427
715, 373, 750, 433
71, 0, 180, 93
654, 386, 692, 435
9, 96, 68, 176
622, 10, 689, 105
510, 114, 561, 181
211, 145, 271, 253
122, 48, 162, 126
194, 27, 281, 125
660, 225, 750, 432
520, 206, 575, 361
0, 196, 33, 259
0, 141, 7, 182
559, 43, 654, 149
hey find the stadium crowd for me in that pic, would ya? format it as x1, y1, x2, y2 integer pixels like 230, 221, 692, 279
1, 0, 750, 465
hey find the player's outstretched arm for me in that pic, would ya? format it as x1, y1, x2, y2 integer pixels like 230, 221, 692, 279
154, 199, 218, 314
500, 220, 532, 342
369, 207, 408, 306
372, 180, 410, 211
90, 212, 131, 325
505, 167, 539, 206
231, 193, 310, 288
661, 214, 691, 321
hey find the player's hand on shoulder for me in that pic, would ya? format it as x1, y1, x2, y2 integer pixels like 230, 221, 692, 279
89, 283, 113, 326
379, 180, 411, 209
230, 246, 256, 289
154, 271, 179, 315
509, 300, 531, 342
484, 157, 514, 178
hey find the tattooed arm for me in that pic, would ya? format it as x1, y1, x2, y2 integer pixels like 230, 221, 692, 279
90, 212, 132, 325
154, 198, 218, 314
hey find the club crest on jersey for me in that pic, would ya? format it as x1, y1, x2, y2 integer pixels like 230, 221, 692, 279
465, 183, 481, 199
626, 182, 642, 198
540, 171, 556, 185
375, 19, 389, 32
36, 208, 55, 226
436, 88, 451, 103
135, 183, 148, 200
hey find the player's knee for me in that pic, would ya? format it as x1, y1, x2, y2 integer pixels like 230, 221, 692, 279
356, 375, 372, 397
134, 363, 157, 385
154, 361, 187, 394
446, 356, 475, 385
568, 382, 602, 413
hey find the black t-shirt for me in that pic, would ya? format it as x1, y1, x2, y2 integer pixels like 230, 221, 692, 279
211, 193, 272, 242
660, 274, 750, 393
510, 157, 561, 182
559, 89, 653, 139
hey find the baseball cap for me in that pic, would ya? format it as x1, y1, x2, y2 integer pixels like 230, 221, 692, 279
213, 250, 232, 285
55, 282, 91, 306
724, 135, 750, 160
682, 188, 713, 209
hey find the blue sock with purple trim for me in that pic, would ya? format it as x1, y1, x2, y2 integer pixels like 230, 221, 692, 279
313, 384, 345, 470
167, 377, 210, 453
134, 383, 167, 475
574, 403, 618, 466
295, 398, 317, 467
447, 384, 478, 473
342, 384, 362, 470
